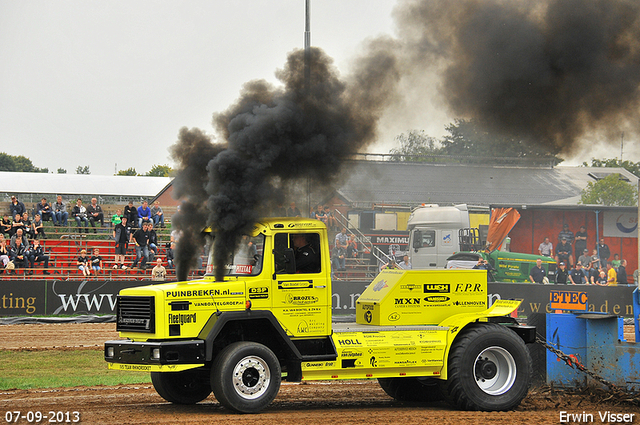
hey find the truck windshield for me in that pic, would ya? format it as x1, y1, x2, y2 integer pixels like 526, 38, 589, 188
205, 234, 265, 276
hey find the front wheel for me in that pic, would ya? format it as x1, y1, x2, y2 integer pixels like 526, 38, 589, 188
151, 368, 212, 404
211, 341, 281, 413
441, 323, 531, 411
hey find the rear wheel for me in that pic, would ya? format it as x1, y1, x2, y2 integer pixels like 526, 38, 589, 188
441, 323, 531, 411
151, 368, 211, 404
378, 377, 442, 402
211, 341, 281, 413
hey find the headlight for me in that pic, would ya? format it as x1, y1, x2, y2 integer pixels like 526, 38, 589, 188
152, 348, 161, 360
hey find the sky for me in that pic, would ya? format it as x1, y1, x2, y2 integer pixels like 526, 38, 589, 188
1, 0, 638, 176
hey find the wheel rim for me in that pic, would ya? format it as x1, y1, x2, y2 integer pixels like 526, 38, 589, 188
473, 346, 516, 395
232, 355, 271, 400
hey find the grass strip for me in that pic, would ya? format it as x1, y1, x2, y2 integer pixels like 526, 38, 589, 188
0, 349, 150, 390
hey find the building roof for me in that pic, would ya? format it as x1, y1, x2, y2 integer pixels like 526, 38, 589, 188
336, 161, 638, 207
0, 171, 172, 197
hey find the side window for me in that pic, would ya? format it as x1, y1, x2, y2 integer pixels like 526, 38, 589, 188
422, 230, 436, 247
274, 232, 322, 274
274, 233, 289, 274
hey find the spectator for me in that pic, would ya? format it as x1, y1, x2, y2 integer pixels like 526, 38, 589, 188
9, 196, 25, 218
617, 259, 629, 285
324, 206, 339, 231
27, 239, 50, 275
597, 238, 610, 266
273, 203, 287, 217
124, 201, 138, 229
52, 195, 69, 227
313, 204, 325, 221
36, 198, 52, 222
594, 269, 609, 286
112, 216, 130, 270
606, 262, 617, 286
0, 235, 10, 271
529, 258, 546, 284
555, 262, 568, 284
346, 234, 358, 258
558, 223, 574, 245
612, 253, 621, 268
634, 269, 639, 286
151, 258, 167, 281
590, 248, 601, 270
334, 228, 348, 271
91, 248, 103, 275
577, 249, 591, 270
111, 209, 122, 228
574, 225, 587, 259
32, 213, 46, 239
568, 263, 587, 285
21, 212, 33, 240
1, 214, 11, 237
131, 221, 150, 269
77, 249, 90, 277
10, 228, 28, 250
166, 242, 175, 269
538, 237, 553, 257
10, 213, 25, 238
398, 255, 412, 269
148, 222, 158, 262
71, 198, 89, 233
584, 262, 598, 284
137, 200, 152, 228
9, 235, 28, 271
287, 202, 301, 217
555, 237, 573, 267
150, 201, 165, 228
87, 198, 104, 233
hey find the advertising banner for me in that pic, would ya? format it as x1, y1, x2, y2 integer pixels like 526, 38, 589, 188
603, 211, 638, 238
0, 281, 47, 315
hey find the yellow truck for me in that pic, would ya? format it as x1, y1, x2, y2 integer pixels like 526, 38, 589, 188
105, 217, 535, 413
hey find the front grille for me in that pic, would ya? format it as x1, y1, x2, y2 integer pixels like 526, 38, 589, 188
116, 296, 155, 333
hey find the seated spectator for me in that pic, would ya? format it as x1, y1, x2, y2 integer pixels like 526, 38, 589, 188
618, 259, 629, 285
287, 202, 301, 217
71, 198, 89, 233
150, 201, 165, 228
10, 213, 25, 238
324, 205, 338, 231
10, 228, 28, 250
111, 209, 122, 228
21, 212, 33, 240
538, 236, 553, 257
0, 235, 10, 271
166, 242, 175, 269
151, 258, 167, 281
577, 249, 591, 270
27, 239, 50, 275
568, 263, 587, 285
9, 235, 28, 271
137, 200, 152, 228
313, 204, 325, 221
52, 195, 69, 227
555, 237, 573, 267
124, 201, 139, 229
9, 196, 26, 218
346, 234, 358, 258
86, 197, 104, 233
32, 213, 46, 239
36, 198, 52, 221
91, 248, 103, 274
2, 214, 13, 237
77, 249, 90, 277
594, 270, 609, 286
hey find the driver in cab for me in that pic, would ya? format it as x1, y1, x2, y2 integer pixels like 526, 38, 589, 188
291, 233, 320, 273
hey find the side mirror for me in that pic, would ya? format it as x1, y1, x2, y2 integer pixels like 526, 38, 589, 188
283, 248, 296, 274
412, 230, 422, 251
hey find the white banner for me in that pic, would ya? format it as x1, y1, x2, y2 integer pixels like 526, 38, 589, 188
603, 212, 638, 238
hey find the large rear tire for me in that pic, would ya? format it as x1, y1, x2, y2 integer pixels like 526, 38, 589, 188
441, 323, 531, 411
151, 368, 212, 404
211, 341, 281, 413
378, 377, 442, 402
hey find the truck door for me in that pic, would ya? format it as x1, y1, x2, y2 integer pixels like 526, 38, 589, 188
271, 232, 331, 337
438, 229, 457, 267
410, 228, 437, 268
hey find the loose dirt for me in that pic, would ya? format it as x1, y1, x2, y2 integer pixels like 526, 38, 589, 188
1, 323, 639, 425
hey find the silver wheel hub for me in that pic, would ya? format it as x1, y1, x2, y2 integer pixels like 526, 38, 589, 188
474, 346, 516, 395
232, 355, 271, 400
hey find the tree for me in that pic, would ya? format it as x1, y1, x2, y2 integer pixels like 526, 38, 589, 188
389, 130, 441, 161
57, 168, 67, 174
583, 158, 640, 178
146, 164, 173, 177
75, 165, 91, 175
0, 152, 47, 172
117, 167, 138, 176
580, 173, 637, 206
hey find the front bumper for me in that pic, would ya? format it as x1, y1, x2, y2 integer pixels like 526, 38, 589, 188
104, 339, 205, 366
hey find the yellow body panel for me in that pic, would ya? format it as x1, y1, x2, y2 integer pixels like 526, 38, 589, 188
107, 363, 205, 372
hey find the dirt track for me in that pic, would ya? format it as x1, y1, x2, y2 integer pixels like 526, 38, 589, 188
1, 323, 639, 424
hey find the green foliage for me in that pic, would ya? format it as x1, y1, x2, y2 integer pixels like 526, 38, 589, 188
75, 165, 91, 175
580, 173, 637, 206
116, 167, 139, 176
0, 152, 47, 172
389, 130, 441, 161
57, 168, 67, 174
583, 158, 640, 178
146, 164, 173, 177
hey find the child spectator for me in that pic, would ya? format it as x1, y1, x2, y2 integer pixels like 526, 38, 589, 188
33, 213, 46, 239
151, 258, 167, 281
21, 212, 33, 240
91, 248, 103, 274
612, 253, 621, 268
594, 270, 609, 286
2, 214, 13, 237
27, 239, 50, 275
77, 249, 90, 277
113, 216, 129, 270
111, 209, 122, 228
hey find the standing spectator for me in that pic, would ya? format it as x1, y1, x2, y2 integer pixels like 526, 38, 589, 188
131, 221, 150, 269
137, 200, 152, 228
573, 226, 587, 259
111, 209, 122, 228
91, 248, 103, 275
0, 235, 10, 270
72, 198, 89, 233
606, 262, 617, 286
590, 248, 601, 270
166, 242, 175, 269
36, 198, 52, 222
611, 253, 621, 268
1, 214, 12, 237
597, 238, 610, 266
287, 202, 301, 217
538, 237, 553, 257
113, 216, 130, 270
9, 196, 25, 218
21, 212, 33, 240
150, 201, 165, 228
27, 239, 50, 275
634, 269, 639, 286
9, 235, 28, 271
398, 255, 412, 269
124, 201, 138, 229
555, 262, 568, 284
151, 258, 167, 281
77, 249, 90, 277
87, 197, 104, 233
555, 237, 573, 267
148, 222, 158, 262
529, 258, 546, 284
617, 259, 629, 285
32, 213, 46, 239
577, 249, 591, 270
334, 228, 348, 271
568, 263, 587, 285
558, 223, 574, 245
52, 195, 69, 226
